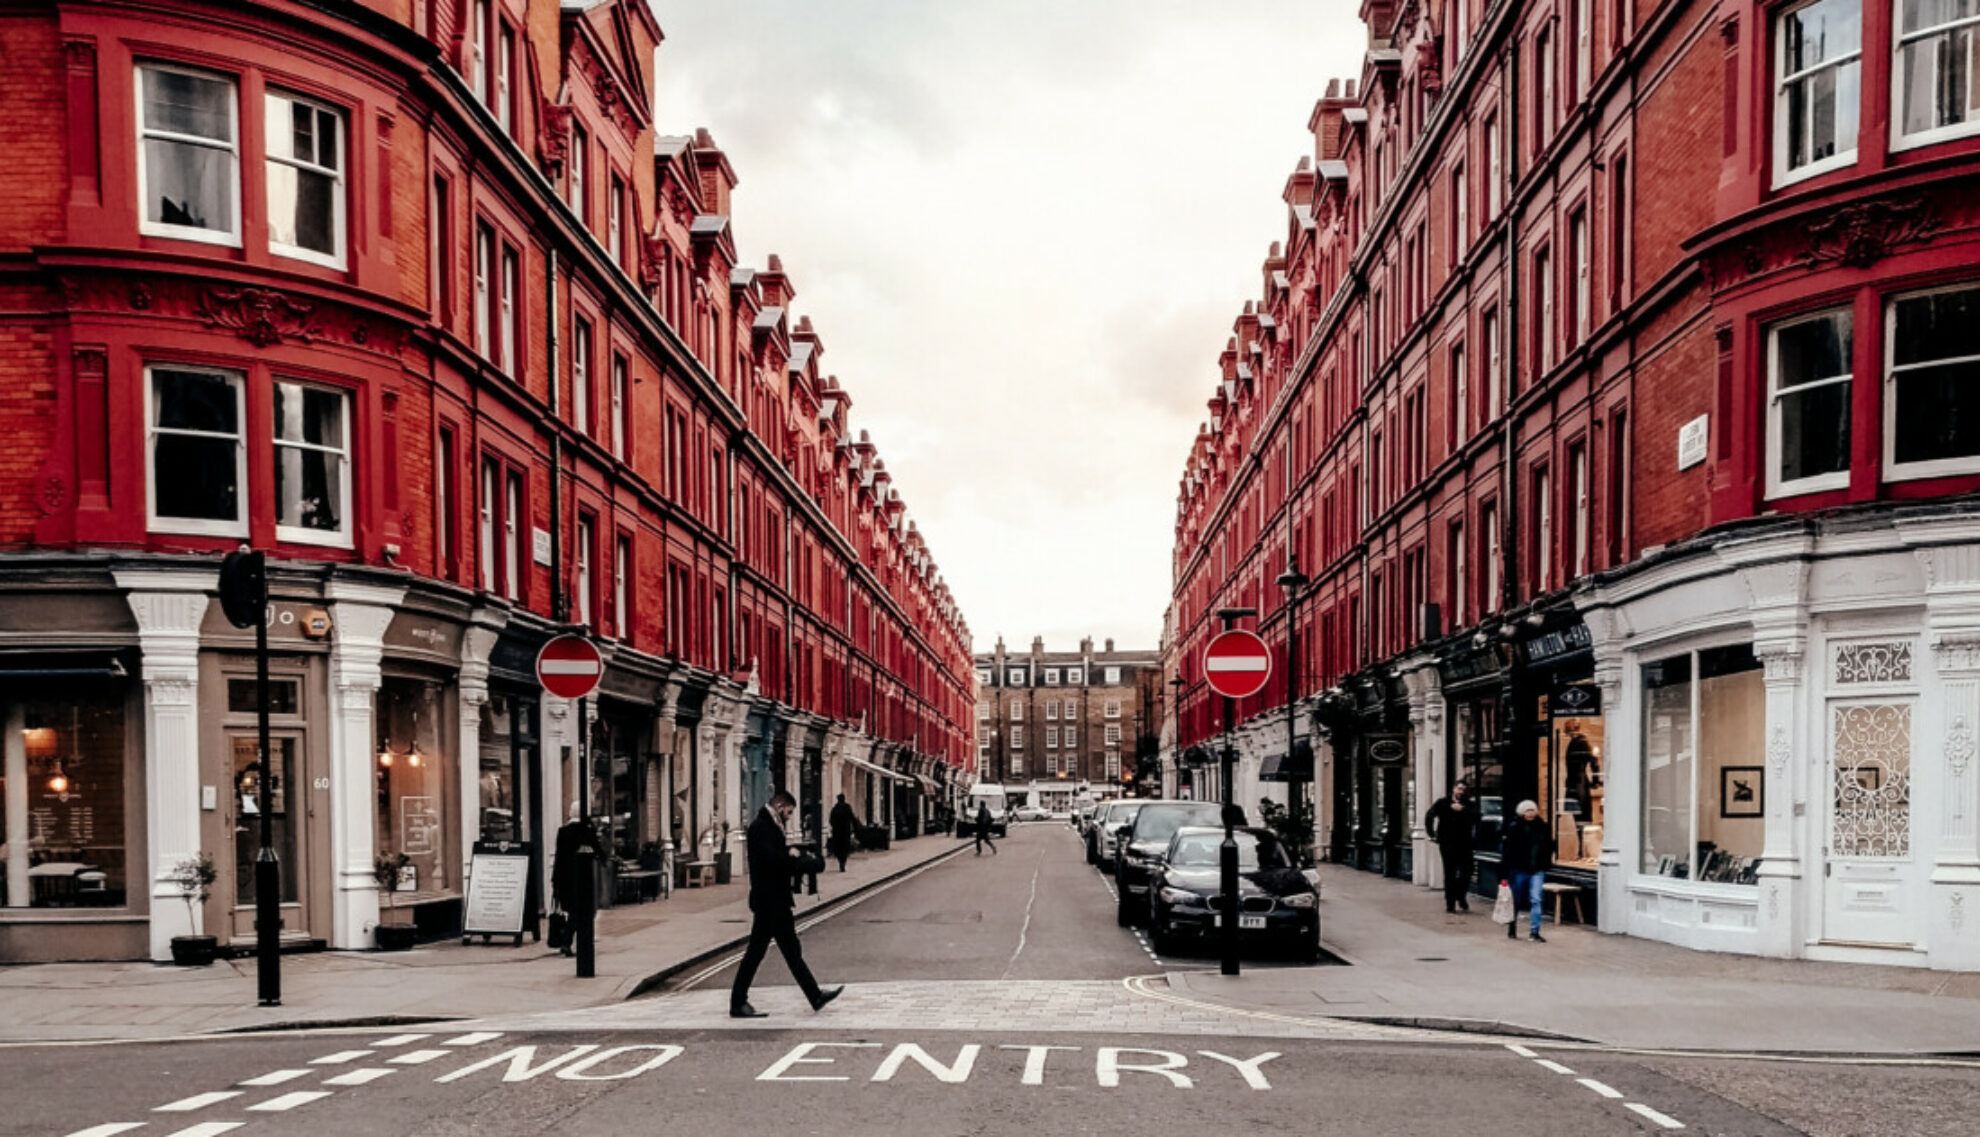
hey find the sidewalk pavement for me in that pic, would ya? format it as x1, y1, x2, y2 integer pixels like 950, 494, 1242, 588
1169, 866, 1980, 1055
0, 835, 967, 1044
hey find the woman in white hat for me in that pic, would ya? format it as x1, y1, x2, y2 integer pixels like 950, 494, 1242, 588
1498, 800, 1552, 942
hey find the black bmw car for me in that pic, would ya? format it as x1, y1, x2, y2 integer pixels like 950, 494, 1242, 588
1114, 800, 1230, 926
1146, 826, 1320, 962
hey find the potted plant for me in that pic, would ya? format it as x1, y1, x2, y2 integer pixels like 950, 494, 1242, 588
167, 853, 219, 966
372, 851, 416, 951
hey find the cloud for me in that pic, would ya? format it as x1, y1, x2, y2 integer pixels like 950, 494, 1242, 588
650, 1, 1365, 651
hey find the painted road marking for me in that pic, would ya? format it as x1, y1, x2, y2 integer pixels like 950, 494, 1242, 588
63, 1125, 146, 1137
161, 1125, 244, 1137
246, 1091, 334, 1112
1625, 1102, 1686, 1129
1535, 1059, 1577, 1075
388, 1048, 453, 1065
155, 1091, 242, 1112
238, 1069, 311, 1087
1505, 1044, 1538, 1058
1577, 1077, 1624, 1099
323, 1068, 397, 1087
310, 1050, 374, 1064
372, 1033, 431, 1047
443, 1031, 504, 1046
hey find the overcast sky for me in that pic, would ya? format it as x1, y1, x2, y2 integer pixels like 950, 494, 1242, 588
651, 1, 1365, 655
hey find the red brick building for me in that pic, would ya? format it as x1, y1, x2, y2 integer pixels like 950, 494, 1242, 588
0, 0, 973, 962
1164, 0, 1980, 969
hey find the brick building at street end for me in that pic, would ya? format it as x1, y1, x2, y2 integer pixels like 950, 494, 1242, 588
1163, 0, 1980, 969
0, 0, 974, 962
974, 637, 1162, 812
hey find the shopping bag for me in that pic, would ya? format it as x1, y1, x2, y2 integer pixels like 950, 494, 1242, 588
1491, 881, 1515, 925
547, 911, 571, 951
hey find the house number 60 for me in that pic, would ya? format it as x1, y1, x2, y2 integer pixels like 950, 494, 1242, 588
312, 777, 331, 790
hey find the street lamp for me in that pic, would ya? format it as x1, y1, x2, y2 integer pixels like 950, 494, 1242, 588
1168, 674, 1184, 799
1277, 553, 1311, 868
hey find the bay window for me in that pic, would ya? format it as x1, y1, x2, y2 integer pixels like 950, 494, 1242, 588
1775, 0, 1862, 184
137, 65, 239, 245
264, 91, 344, 267
1640, 645, 1766, 884
147, 365, 246, 536
272, 380, 350, 546
1896, 0, 1980, 144
1766, 307, 1853, 497
1886, 284, 1980, 478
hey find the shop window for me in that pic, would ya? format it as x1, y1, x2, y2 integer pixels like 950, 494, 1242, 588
272, 380, 350, 546
1766, 307, 1853, 497
136, 64, 240, 246
1895, 0, 1980, 145
1886, 284, 1980, 479
226, 677, 299, 716
1640, 645, 1766, 883
147, 366, 246, 537
1774, 0, 1862, 185
265, 90, 345, 267
375, 678, 451, 898
477, 695, 534, 845
1, 684, 131, 909
1456, 697, 1505, 851
232, 733, 299, 907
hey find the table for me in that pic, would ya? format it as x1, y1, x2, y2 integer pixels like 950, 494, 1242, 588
682, 860, 716, 888
1542, 882, 1586, 925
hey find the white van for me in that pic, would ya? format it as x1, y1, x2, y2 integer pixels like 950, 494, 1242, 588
957, 783, 1009, 838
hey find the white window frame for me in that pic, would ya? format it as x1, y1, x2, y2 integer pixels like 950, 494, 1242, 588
1574, 0, 1593, 102
1537, 249, 1556, 373
611, 355, 628, 459
470, 0, 488, 100
1068, 668, 1084, 684
1774, 0, 1863, 187
569, 123, 588, 218
1011, 726, 1023, 749
614, 533, 630, 639
1010, 700, 1023, 721
576, 515, 594, 628
1047, 726, 1059, 748
1484, 501, 1502, 612
479, 461, 497, 592
572, 319, 591, 435
1571, 210, 1591, 344
1104, 724, 1122, 745
495, 23, 513, 132
503, 473, 522, 602
1571, 444, 1590, 578
135, 63, 241, 248
271, 380, 353, 548
1453, 342, 1469, 442
1008, 667, 1025, 685
1453, 162, 1469, 258
1484, 308, 1502, 420
608, 174, 624, 268
145, 364, 247, 538
1885, 283, 1980, 481
264, 90, 346, 269
1766, 307, 1855, 498
1452, 520, 1469, 627
501, 246, 519, 375
1105, 666, 1120, 684
1486, 114, 1503, 216
1065, 698, 1077, 718
1045, 667, 1060, 686
474, 225, 493, 358
1893, 1, 1980, 149
1046, 700, 1059, 721
1104, 699, 1122, 720
1536, 468, 1554, 591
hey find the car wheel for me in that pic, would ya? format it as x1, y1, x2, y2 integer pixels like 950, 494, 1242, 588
1150, 917, 1177, 956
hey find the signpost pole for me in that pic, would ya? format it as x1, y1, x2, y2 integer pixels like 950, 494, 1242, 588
575, 693, 595, 979
1211, 608, 1259, 979
254, 586, 280, 1006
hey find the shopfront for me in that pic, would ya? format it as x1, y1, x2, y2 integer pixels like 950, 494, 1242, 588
1328, 676, 1414, 878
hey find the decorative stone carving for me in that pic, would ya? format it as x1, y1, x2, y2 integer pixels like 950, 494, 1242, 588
1936, 634, 1980, 675
1804, 198, 1939, 268
1756, 645, 1804, 685
1833, 641, 1913, 685
36, 473, 68, 515
195, 286, 319, 347
538, 101, 573, 174
129, 282, 152, 309
1768, 723, 1791, 774
1950, 715, 1976, 779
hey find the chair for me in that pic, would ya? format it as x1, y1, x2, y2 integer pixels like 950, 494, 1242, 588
683, 860, 716, 888
1542, 882, 1585, 925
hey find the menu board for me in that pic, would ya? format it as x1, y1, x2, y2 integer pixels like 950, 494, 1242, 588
462, 842, 531, 942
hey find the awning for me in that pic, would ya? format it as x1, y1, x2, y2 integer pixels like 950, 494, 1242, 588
842, 753, 909, 782
1259, 738, 1315, 783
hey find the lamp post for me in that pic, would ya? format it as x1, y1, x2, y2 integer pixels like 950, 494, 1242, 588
1277, 554, 1311, 867
1168, 674, 1184, 799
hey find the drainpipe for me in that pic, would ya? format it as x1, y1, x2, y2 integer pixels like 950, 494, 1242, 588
547, 248, 566, 624
1501, 38, 1523, 619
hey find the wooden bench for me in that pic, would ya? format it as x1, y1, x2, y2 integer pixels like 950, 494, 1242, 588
615, 869, 662, 904
682, 860, 716, 889
1542, 882, 1586, 925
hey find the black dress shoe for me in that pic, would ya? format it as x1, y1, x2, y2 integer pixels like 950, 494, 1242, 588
1530, 932, 1547, 943
809, 986, 844, 1012
730, 1003, 768, 1019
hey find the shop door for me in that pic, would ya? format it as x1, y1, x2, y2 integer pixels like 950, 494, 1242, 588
1822, 700, 1918, 947
229, 732, 309, 942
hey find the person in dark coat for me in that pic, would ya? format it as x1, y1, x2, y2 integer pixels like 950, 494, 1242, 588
730, 790, 842, 1018
1424, 781, 1479, 914
550, 806, 598, 958
828, 794, 857, 872
974, 802, 998, 856
1499, 799, 1552, 942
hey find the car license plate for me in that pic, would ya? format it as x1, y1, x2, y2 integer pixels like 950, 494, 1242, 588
1213, 915, 1270, 929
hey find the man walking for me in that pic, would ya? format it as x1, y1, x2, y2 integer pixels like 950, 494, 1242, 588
974, 801, 998, 856
1499, 799, 1552, 943
828, 793, 857, 872
731, 790, 843, 1018
1424, 781, 1479, 914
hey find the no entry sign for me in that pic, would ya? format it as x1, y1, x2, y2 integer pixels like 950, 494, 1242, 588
536, 634, 605, 700
1203, 629, 1272, 699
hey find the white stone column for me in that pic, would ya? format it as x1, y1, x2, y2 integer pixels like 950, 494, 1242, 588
324, 580, 405, 950
1403, 663, 1444, 889
1590, 658, 1627, 935
3, 703, 27, 907
116, 569, 211, 960
457, 611, 505, 888
652, 698, 678, 857
1901, 521, 1980, 969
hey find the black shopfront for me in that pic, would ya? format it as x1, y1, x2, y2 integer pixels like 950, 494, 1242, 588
1325, 673, 1414, 880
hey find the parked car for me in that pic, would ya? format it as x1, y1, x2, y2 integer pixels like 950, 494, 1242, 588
1090, 801, 1145, 872
1011, 804, 1052, 823
1147, 826, 1320, 962
1115, 800, 1235, 926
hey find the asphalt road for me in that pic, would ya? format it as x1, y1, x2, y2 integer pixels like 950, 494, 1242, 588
15, 825, 1980, 1136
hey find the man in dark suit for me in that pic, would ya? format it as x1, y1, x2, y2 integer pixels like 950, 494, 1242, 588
731, 790, 843, 1018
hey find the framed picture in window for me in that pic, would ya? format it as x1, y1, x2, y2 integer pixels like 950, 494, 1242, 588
1719, 765, 1764, 819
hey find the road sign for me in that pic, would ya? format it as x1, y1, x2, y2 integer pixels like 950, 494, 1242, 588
1203, 629, 1272, 699
536, 634, 605, 700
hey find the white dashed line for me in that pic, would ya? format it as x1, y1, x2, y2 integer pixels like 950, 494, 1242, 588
1535, 1059, 1577, 1076
310, 1050, 375, 1065
323, 1067, 397, 1087
160, 1124, 245, 1137
155, 1091, 243, 1112
246, 1091, 334, 1113
442, 1031, 503, 1046
1625, 1102, 1686, 1129
63, 1125, 146, 1137
372, 1033, 432, 1047
1505, 1043, 1538, 1058
1576, 1077, 1624, 1099
239, 1069, 312, 1087
387, 1048, 452, 1065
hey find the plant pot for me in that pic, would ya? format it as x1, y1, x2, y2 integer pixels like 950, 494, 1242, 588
169, 934, 219, 967
713, 850, 732, 885
374, 922, 417, 952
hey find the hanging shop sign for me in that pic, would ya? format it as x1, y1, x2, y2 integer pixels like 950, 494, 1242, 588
1549, 682, 1602, 718
1366, 734, 1409, 764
